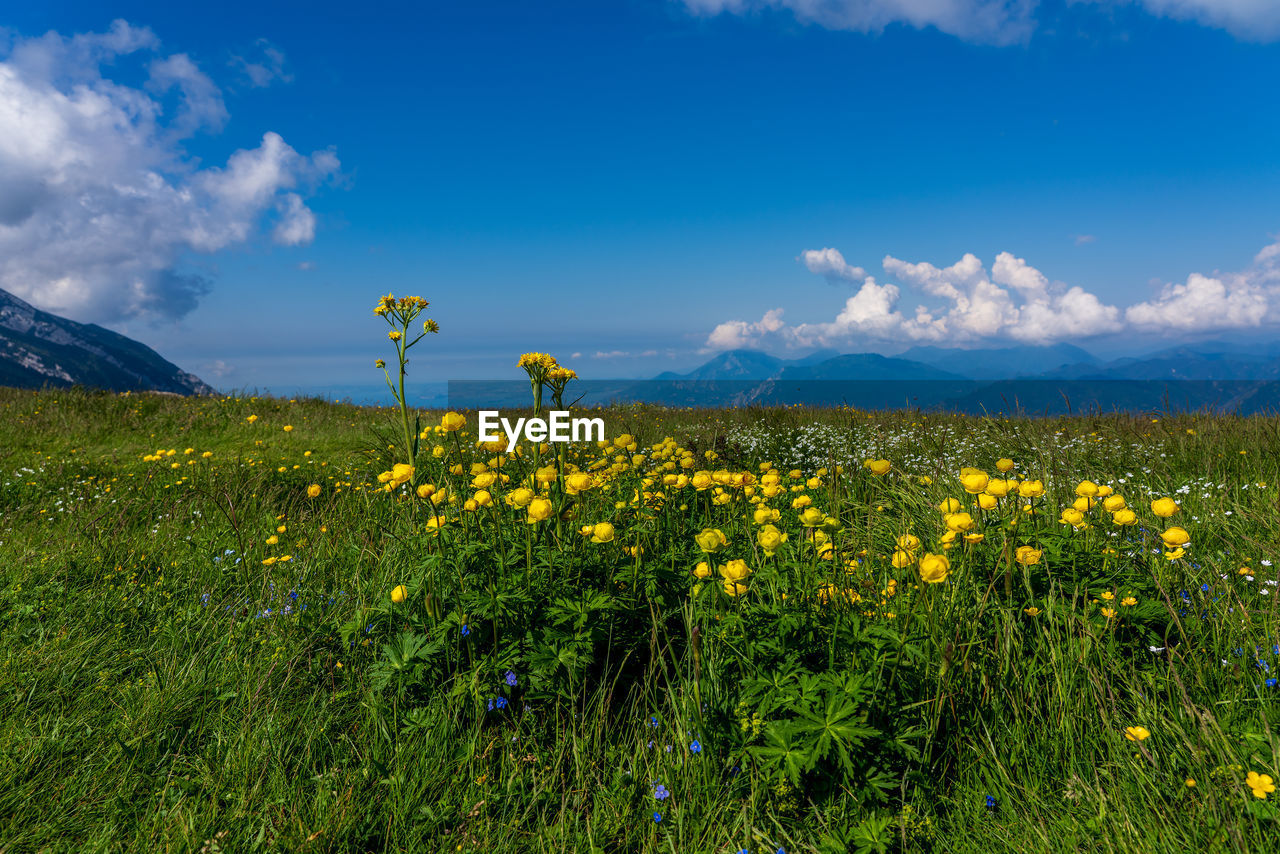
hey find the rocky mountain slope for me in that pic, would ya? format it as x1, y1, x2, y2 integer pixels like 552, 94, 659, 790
0, 288, 214, 395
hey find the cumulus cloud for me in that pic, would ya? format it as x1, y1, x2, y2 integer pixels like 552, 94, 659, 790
800, 247, 867, 282
704, 238, 1280, 351
0, 20, 338, 323
705, 307, 787, 350
1125, 239, 1280, 331
681, 0, 1280, 43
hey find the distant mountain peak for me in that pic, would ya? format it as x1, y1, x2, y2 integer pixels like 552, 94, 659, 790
0, 287, 214, 395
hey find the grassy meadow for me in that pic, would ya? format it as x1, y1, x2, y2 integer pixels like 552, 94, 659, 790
3, 374, 1280, 852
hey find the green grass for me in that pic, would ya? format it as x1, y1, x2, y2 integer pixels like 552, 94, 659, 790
2, 385, 1280, 853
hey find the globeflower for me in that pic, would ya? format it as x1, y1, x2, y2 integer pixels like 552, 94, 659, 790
440, 412, 466, 432
565, 472, 595, 495
1151, 497, 1179, 517
527, 497, 554, 523
757, 525, 787, 556
391, 585, 407, 604
1015, 546, 1042, 566
306, 484, 322, 498
1059, 508, 1085, 528
1123, 726, 1150, 742
944, 512, 975, 533
753, 506, 781, 525
387, 464, 414, 488
960, 470, 989, 494
1075, 480, 1099, 498
985, 479, 1012, 498
996, 458, 1016, 473
938, 498, 963, 514
590, 522, 615, 544
1102, 495, 1127, 512
896, 534, 920, 551
799, 507, 826, 527
865, 459, 891, 476
1017, 480, 1045, 498
918, 553, 950, 584
695, 528, 728, 553
719, 559, 752, 582
1111, 508, 1137, 526
1161, 526, 1190, 549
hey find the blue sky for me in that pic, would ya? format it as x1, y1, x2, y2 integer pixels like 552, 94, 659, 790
2, 1, 1279, 398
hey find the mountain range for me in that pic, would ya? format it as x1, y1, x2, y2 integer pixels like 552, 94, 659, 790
0, 287, 214, 396
8, 282, 1280, 414
633, 341, 1280, 414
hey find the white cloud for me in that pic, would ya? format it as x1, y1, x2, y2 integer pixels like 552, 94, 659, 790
1074, 234, 1097, 245
682, 0, 1280, 43
593, 350, 630, 359
706, 307, 786, 350
682, 0, 1037, 45
0, 21, 338, 323
800, 247, 867, 282
704, 238, 1280, 351
1087, 0, 1280, 41
147, 52, 227, 134
702, 246, 1143, 350
273, 193, 317, 246
230, 39, 292, 87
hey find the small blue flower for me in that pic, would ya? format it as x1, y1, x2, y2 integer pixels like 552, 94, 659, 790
690, 739, 702, 754
986, 795, 997, 808
654, 783, 670, 801
653, 812, 662, 823
461, 623, 471, 637
649, 715, 659, 728
496, 696, 508, 710
1201, 583, 1211, 593
1268, 678, 1277, 688
505, 670, 518, 687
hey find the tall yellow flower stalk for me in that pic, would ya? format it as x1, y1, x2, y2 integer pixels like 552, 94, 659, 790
517, 352, 558, 418
375, 294, 439, 487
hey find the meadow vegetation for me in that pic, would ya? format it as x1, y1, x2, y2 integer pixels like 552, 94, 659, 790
3, 299, 1280, 852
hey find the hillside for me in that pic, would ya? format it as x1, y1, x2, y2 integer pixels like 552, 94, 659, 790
0, 288, 214, 395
